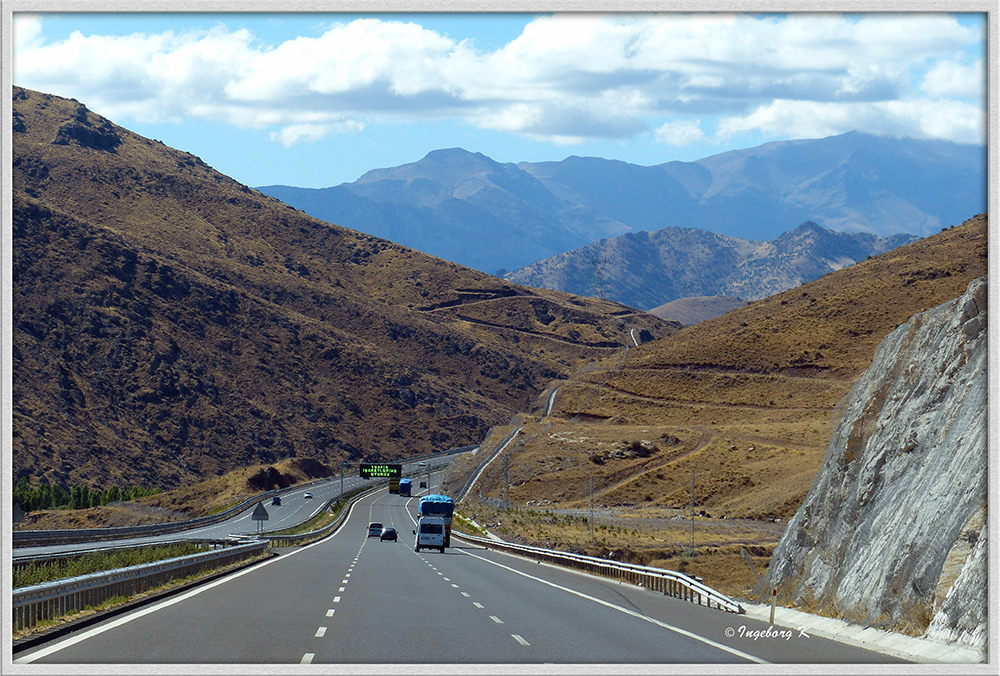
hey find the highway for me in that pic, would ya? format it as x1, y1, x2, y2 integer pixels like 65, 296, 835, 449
15, 485, 904, 667
13, 456, 454, 558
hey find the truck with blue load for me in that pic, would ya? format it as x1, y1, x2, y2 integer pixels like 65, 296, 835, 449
415, 494, 455, 550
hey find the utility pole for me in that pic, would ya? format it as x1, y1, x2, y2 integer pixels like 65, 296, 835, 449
690, 468, 695, 555
340, 461, 345, 498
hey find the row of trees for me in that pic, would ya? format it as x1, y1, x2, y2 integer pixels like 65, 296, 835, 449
12, 477, 161, 513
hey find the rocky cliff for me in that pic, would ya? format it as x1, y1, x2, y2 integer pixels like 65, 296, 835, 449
761, 276, 988, 648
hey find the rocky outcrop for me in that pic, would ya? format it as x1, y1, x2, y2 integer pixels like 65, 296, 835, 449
52, 103, 121, 153
761, 276, 987, 646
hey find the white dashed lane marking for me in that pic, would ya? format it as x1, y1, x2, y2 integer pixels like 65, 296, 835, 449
490, 616, 504, 624
512, 635, 530, 646
301, 653, 315, 664
315, 627, 327, 638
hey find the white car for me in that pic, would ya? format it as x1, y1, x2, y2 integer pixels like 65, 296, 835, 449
304, 492, 313, 499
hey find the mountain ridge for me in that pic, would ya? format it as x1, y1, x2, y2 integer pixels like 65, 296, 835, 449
506, 221, 919, 310
259, 133, 985, 274
12, 86, 675, 491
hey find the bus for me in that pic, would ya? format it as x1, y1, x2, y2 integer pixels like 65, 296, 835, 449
398, 478, 412, 497
418, 494, 455, 548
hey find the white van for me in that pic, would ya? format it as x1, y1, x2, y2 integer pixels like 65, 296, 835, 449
413, 516, 447, 553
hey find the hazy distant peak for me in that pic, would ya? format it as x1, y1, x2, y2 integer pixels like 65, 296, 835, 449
356, 147, 508, 187
260, 129, 984, 274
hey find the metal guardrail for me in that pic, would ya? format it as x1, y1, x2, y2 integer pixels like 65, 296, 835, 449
13, 448, 475, 550
12, 541, 268, 632
259, 481, 386, 547
454, 532, 745, 614
10, 538, 230, 575
11, 490, 287, 548
13, 480, 393, 635
255, 467, 448, 547
456, 428, 520, 502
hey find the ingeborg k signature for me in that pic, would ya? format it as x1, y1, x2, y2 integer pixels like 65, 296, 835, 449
725, 625, 811, 641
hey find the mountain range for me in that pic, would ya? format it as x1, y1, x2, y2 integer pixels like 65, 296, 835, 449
505, 221, 919, 311
258, 133, 985, 276
11, 86, 673, 491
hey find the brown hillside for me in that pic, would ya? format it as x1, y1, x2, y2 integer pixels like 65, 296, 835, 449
469, 214, 987, 522
12, 86, 676, 493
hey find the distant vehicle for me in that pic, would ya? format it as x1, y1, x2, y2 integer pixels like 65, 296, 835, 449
380, 527, 397, 542
368, 522, 384, 537
271, 496, 281, 506
418, 494, 455, 548
304, 492, 313, 499
398, 478, 412, 497
419, 481, 427, 488
413, 516, 447, 552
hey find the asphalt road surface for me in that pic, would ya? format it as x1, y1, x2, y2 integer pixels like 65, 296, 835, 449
15, 488, 905, 667
14, 456, 453, 558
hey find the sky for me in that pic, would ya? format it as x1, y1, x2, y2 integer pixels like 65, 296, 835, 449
10, 11, 989, 189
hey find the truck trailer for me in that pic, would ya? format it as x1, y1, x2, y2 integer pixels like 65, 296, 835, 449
417, 494, 455, 548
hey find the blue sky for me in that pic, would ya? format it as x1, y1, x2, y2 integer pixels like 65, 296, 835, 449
12, 11, 988, 188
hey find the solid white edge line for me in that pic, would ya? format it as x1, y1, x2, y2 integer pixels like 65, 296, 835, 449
15, 492, 370, 664
461, 549, 769, 665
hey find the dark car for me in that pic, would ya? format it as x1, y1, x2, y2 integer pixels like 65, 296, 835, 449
419, 481, 427, 488
380, 527, 397, 542
271, 496, 281, 506
367, 522, 383, 537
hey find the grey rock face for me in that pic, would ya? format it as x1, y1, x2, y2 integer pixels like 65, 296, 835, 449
925, 519, 988, 649
762, 276, 987, 640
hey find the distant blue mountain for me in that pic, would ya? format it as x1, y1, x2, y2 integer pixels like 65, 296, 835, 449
258, 132, 985, 275
506, 221, 919, 311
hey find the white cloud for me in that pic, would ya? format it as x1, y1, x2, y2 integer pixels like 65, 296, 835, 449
654, 120, 705, 146
718, 98, 985, 145
921, 59, 986, 99
12, 14, 44, 50
11, 13, 986, 148
269, 121, 365, 148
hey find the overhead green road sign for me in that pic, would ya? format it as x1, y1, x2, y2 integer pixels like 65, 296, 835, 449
360, 463, 401, 478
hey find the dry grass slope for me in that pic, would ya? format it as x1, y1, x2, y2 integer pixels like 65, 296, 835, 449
459, 215, 987, 596
12, 86, 676, 496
